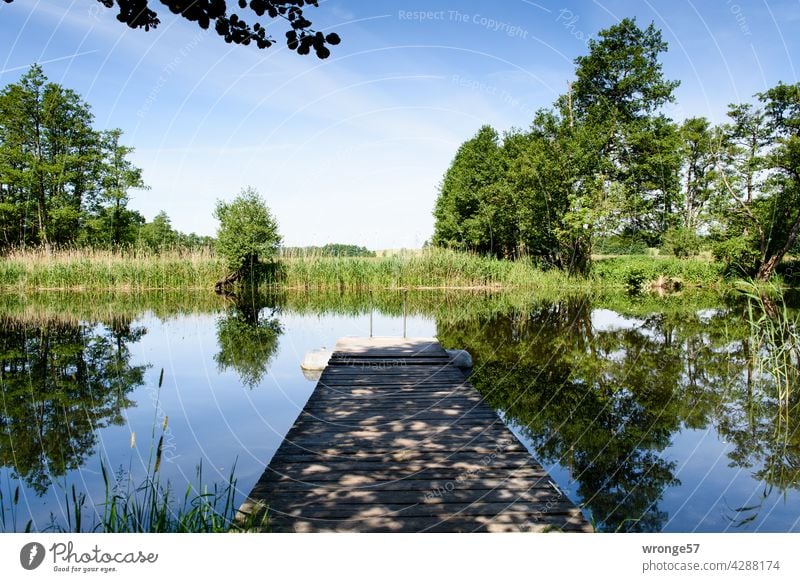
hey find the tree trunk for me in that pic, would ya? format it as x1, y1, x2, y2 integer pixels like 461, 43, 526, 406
215, 270, 241, 293
755, 211, 800, 281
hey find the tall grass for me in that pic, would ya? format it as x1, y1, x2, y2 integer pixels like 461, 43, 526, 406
742, 282, 800, 404
274, 250, 725, 291
273, 249, 582, 290
0, 247, 224, 290
0, 456, 264, 533
0, 247, 728, 291
0, 371, 267, 533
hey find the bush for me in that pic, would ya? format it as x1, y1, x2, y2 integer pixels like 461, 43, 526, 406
214, 187, 281, 281
662, 227, 701, 258
592, 256, 723, 289
712, 236, 760, 277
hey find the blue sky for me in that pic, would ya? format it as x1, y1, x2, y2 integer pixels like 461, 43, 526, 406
1, 0, 798, 248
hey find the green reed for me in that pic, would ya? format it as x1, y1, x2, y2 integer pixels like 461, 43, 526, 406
0, 372, 267, 533
742, 282, 800, 404
0, 247, 225, 290
0, 247, 729, 291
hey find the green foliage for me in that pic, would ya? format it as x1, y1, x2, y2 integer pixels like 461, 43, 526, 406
711, 83, 800, 280
432, 125, 505, 254
0, 66, 146, 249
712, 236, 761, 277
572, 18, 679, 121
214, 187, 281, 280
592, 255, 723, 289
137, 211, 179, 250
679, 117, 720, 232
595, 236, 648, 255
432, 18, 680, 273
430, 19, 800, 284
662, 227, 701, 258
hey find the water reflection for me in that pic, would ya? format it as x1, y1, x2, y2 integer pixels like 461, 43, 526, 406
214, 293, 283, 388
437, 295, 800, 532
0, 317, 146, 494
0, 290, 798, 532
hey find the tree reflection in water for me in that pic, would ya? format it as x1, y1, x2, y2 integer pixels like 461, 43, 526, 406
0, 316, 146, 494
214, 292, 283, 389
438, 296, 800, 532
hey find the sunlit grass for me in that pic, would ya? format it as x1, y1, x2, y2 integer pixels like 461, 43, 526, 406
0, 247, 224, 290
0, 247, 728, 291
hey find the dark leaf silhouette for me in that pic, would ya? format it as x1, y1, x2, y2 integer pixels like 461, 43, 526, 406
4, 0, 340, 57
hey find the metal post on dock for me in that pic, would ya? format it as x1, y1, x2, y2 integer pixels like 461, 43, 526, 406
369, 290, 373, 338
402, 289, 407, 338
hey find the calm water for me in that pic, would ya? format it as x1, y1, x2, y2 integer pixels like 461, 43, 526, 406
1, 290, 798, 532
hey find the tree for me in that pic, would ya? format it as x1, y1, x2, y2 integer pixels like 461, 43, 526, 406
0, 65, 145, 249
137, 210, 178, 250
570, 18, 681, 247
431, 19, 681, 272
753, 82, 800, 280
713, 83, 800, 279
97, 129, 148, 246
213, 186, 281, 290
3, 0, 341, 58
678, 117, 719, 232
0, 64, 98, 246
572, 19, 679, 122
432, 125, 505, 255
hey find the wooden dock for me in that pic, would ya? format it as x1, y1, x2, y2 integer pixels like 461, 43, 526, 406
240, 337, 591, 532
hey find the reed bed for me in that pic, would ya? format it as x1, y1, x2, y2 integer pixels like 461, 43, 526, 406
0, 247, 727, 291
742, 283, 800, 404
275, 249, 589, 290
0, 247, 225, 291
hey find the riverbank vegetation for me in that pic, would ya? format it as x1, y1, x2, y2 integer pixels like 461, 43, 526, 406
432, 19, 800, 282
0, 246, 732, 291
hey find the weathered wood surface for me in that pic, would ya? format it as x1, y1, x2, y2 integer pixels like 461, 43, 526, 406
241, 337, 591, 532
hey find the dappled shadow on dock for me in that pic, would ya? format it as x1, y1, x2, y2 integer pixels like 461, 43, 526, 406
240, 337, 590, 532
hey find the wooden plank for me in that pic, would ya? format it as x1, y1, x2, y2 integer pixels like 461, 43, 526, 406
262, 486, 564, 504
248, 476, 555, 493
271, 500, 582, 519
267, 513, 591, 533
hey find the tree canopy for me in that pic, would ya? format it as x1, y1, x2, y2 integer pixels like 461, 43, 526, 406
214, 186, 281, 288
0, 65, 148, 248
432, 17, 800, 281
3, 0, 341, 58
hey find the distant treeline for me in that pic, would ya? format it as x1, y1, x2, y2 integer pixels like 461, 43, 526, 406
280, 244, 376, 258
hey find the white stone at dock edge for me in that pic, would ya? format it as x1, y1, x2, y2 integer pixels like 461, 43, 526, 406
301, 348, 332, 371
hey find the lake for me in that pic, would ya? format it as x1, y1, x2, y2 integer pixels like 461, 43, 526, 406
1, 289, 798, 532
